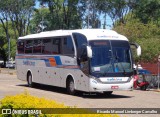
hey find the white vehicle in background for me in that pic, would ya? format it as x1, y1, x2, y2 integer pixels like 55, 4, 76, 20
0, 60, 4, 68
16, 29, 141, 95
0, 56, 4, 67
6, 61, 15, 68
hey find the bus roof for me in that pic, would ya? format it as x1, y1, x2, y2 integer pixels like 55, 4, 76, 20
19, 29, 128, 41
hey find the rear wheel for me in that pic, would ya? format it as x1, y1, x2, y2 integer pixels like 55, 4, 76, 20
67, 78, 76, 95
27, 72, 34, 87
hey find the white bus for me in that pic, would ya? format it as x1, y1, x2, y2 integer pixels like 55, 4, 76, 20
16, 29, 141, 95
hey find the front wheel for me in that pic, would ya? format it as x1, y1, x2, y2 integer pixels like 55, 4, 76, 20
67, 78, 76, 95
104, 91, 113, 95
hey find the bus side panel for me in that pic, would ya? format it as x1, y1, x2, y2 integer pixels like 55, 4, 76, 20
59, 56, 90, 92
16, 55, 91, 92
61, 69, 90, 92
16, 57, 28, 81
35, 67, 60, 87
26, 57, 61, 87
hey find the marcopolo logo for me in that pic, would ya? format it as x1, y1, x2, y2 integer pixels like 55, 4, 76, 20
2, 109, 12, 114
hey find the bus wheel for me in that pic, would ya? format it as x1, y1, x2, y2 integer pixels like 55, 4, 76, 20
67, 78, 76, 95
104, 91, 113, 95
27, 72, 34, 87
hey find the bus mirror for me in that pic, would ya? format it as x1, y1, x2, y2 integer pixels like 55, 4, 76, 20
137, 46, 141, 56
130, 42, 141, 56
87, 46, 92, 58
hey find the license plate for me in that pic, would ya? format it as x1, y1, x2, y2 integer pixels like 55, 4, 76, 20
111, 86, 119, 89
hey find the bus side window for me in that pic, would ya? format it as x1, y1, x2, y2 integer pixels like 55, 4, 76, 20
33, 39, 42, 54
72, 33, 87, 60
25, 40, 33, 54
52, 38, 61, 54
62, 36, 74, 56
42, 39, 52, 54
17, 40, 25, 54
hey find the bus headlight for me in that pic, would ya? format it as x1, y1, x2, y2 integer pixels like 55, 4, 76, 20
127, 76, 133, 82
90, 76, 102, 83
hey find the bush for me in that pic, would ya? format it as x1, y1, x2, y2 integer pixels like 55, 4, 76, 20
0, 91, 118, 117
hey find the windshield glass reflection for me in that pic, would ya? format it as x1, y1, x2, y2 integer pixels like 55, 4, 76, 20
90, 40, 132, 74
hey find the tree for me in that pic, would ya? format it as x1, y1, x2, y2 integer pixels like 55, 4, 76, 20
0, 0, 35, 61
134, 0, 160, 25
97, 0, 131, 27
38, 0, 82, 30
114, 18, 160, 62
7, 0, 36, 37
0, 0, 35, 37
83, 0, 101, 28
30, 8, 50, 33
0, 0, 12, 61
0, 26, 8, 66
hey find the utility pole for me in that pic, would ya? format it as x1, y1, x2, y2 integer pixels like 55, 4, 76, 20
40, 4, 46, 32
7, 30, 10, 62
8, 37, 10, 61
103, 13, 107, 29
158, 55, 160, 90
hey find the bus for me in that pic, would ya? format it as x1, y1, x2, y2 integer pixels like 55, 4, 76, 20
16, 29, 141, 95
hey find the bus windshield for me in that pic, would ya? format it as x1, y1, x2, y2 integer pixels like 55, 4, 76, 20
89, 40, 132, 75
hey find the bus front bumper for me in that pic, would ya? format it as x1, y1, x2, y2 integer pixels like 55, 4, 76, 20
89, 78, 133, 92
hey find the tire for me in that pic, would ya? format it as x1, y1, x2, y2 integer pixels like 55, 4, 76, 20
104, 91, 113, 95
27, 72, 34, 87
140, 85, 148, 90
67, 78, 76, 95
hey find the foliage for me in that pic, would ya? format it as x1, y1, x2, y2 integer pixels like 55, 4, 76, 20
0, 22, 17, 61
113, 0, 160, 62
38, 0, 83, 30
133, 0, 160, 25
0, 91, 117, 117
0, 0, 35, 37
0, 0, 35, 61
30, 8, 50, 33
0, 0, 160, 63
81, 0, 101, 28
114, 18, 160, 62
0, 35, 7, 65
97, 0, 133, 27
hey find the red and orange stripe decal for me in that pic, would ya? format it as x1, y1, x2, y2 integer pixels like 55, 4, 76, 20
49, 58, 57, 66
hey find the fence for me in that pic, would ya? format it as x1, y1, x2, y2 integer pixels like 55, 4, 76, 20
138, 74, 159, 88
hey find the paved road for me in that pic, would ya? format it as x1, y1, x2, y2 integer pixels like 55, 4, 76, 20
0, 73, 160, 117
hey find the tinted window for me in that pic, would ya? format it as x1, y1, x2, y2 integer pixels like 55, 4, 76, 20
90, 40, 111, 66
111, 40, 131, 63
62, 36, 74, 56
17, 40, 25, 54
42, 39, 52, 54
73, 33, 87, 48
33, 39, 42, 54
52, 38, 61, 54
25, 40, 33, 54
72, 33, 87, 58
41, 38, 61, 54
111, 40, 130, 48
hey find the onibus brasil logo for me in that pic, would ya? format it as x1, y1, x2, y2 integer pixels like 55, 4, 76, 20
2, 109, 42, 115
